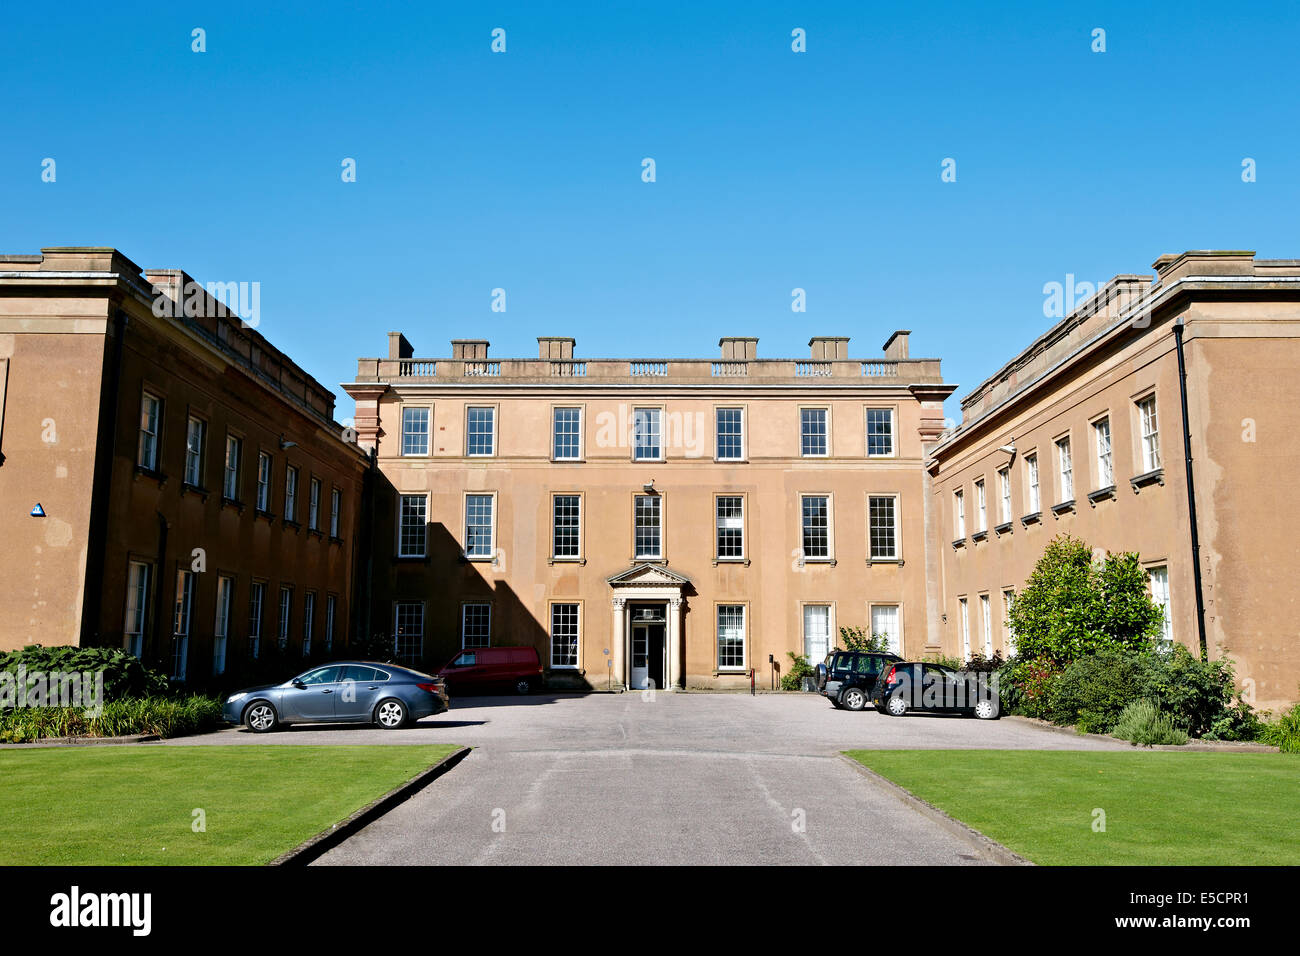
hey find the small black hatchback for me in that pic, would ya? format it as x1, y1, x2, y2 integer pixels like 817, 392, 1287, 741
869, 661, 1001, 719
815, 650, 904, 711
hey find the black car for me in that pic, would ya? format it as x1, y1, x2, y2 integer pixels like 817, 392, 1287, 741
869, 661, 1000, 719
815, 650, 903, 711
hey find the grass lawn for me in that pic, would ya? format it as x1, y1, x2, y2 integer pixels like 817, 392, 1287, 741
847, 749, 1300, 865
0, 744, 459, 865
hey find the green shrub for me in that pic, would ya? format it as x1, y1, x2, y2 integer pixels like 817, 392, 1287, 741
836, 627, 894, 654
0, 645, 168, 705
1258, 704, 1300, 753
1049, 648, 1145, 733
781, 652, 816, 691
1111, 698, 1188, 747
1007, 535, 1162, 668
1135, 644, 1256, 740
1001, 658, 1062, 719
0, 695, 222, 743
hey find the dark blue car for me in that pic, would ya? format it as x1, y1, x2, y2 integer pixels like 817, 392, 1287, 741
222, 661, 449, 732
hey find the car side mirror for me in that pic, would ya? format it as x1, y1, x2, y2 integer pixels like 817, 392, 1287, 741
291, 679, 306, 689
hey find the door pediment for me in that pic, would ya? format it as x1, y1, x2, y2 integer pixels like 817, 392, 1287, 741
606, 563, 691, 589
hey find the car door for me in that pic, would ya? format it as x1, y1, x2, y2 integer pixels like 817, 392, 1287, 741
335, 666, 388, 720
280, 665, 344, 720
442, 651, 479, 693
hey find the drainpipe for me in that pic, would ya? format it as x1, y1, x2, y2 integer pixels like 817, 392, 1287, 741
1173, 318, 1208, 661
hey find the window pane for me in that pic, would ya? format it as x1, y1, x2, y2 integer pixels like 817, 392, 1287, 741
801, 496, 829, 558
716, 496, 744, 558
399, 495, 427, 556
868, 496, 896, 559
462, 603, 491, 648
402, 407, 429, 456
866, 408, 893, 456
553, 407, 581, 459
553, 495, 580, 557
716, 408, 743, 460
800, 408, 827, 456
717, 605, 745, 669
633, 408, 661, 460
634, 495, 661, 558
467, 407, 495, 456
551, 603, 579, 667
465, 494, 494, 557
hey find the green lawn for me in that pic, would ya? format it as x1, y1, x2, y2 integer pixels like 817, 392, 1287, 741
0, 744, 459, 865
847, 749, 1300, 865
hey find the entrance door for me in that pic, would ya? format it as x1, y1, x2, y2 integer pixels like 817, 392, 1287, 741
629, 605, 667, 690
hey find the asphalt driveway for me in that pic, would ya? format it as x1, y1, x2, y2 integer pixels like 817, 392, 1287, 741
169, 692, 1129, 865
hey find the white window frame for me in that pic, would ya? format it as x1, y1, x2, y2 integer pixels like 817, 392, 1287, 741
308, 477, 321, 531
466, 405, 497, 457
401, 406, 430, 457
1002, 588, 1016, 656
980, 593, 992, 658
223, 434, 242, 501
171, 569, 194, 680
398, 493, 428, 558
1094, 417, 1113, 489
715, 494, 745, 561
868, 494, 898, 561
330, 487, 341, 537
284, 465, 299, 521
958, 596, 970, 661
277, 586, 292, 649
124, 560, 150, 659
802, 603, 834, 665
869, 602, 903, 656
800, 493, 833, 561
138, 391, 162, 471
1138, 395, 1161, 472
256, 452, 272, 512
461, 602, 492, 648
552, 406, 583, 461
464, 492, 496, 560
634, 494, 662, 560
1025, 453, 1040, 514
184, 416, 205, 487
393, 602, 425, 664
800, 406, 830, 458
550, 602, 581, 669
998, 466, 1011, 525
1056, 436, 1073, 503
214, 574, 233, 675
865, 407, 895, 458
1148, 565, 1172, 648
715, 406, 745, 462
248, 581, 265, 659
953, 489, 966, 538
632, 407, 663, 461
324, 594, 337, 653
716, 604, 747, 671
552, 493, 582, 560
974, 479, 987, 532
302, 591, 316, 656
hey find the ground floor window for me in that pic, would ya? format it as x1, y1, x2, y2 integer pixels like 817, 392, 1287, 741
717, 604, 746, 670
124, 561, 150, 659
980, 594, 992, 658
1002, 589, 1016, 656
870, 604, 901, 655
171, 570, 194, 680
278, 587, 292, 649
248, 582, 265, 659
462, 603, 491, 648
303, 592, 316, 656
551, 603, 579, 667
394, 602, 424, 664
214, 575, 233, 675
958, 597, 970, 661
325, 595, 336, 653
802, 604, 831, 665
1148, 566, 1172, 648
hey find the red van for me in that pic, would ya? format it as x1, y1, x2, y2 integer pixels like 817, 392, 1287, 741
437, 646, 544, 695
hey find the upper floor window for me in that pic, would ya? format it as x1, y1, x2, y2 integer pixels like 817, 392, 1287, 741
953, 489, 965, 538
138, 392, 162, 471
308, 477, 322, 530
553, 407, 582, 460
801, 494, 830, 559
1056, 436, 1073, 502
974, 479, 987, 532
1137, 396, 1160, 472
184, 416, 206, 486
401, 407, 429, 456
223, 435, 242, 500
467, 406, 496, 456
716, 407, 744, 461
716, 495, 744, 559
330, 488, 342, 537
1025, 454, 1040, 514
868, 495, 897, 560
1094, 418, 1113, 488
465, 493, 495, 558
997, 467, 1011, 524
256, 452, 272, 512
552, 494, 581, 559
634, 495, 661, 559
284, 465, 299, 521
800, 408, 828, 457
633, 407, 661, 460
866, 408, 894, 457
398, 494, 427, 557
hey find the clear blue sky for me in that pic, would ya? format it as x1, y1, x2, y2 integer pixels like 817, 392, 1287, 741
3, 1, 1297, 422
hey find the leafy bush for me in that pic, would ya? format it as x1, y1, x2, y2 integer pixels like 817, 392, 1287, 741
0, 695, 222, 743
836, 627, 894, 654
1007, 535, 1162, 667
1258, 704, 1300, 753
781, 652, 816, 691
1111, 698, 1188, 747
0, 645, 167, 705
1135, 644, 1256, 740
1049, 648, 1145, 733
958, 652, 1006, 673
1001, 658, 1062, 720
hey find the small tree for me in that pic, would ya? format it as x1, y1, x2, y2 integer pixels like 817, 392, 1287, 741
1007, 534, 1162, 668
836, 626, 894, 654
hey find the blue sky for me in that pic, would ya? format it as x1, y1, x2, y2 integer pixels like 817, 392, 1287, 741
3, 1, 1297, 421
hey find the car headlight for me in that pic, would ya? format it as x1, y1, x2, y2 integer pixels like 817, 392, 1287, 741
226, 692, 247, 704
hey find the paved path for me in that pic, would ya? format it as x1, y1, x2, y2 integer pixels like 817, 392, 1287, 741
164, 692, 1129, 865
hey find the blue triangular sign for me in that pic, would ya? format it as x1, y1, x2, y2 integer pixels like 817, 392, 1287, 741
30, 503, 45, 517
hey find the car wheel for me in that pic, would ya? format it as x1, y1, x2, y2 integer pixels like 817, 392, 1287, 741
244, 701, 278, 733
886, 695, 908, 717
841, 687, 867, 711
375, 698, 408, 729
973, 698, 1000, 720
515, 678, 532, 695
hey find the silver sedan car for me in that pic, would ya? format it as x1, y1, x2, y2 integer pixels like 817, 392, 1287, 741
222, 661, 449, 732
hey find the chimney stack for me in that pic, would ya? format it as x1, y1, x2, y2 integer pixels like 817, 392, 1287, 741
387, 332, 413, 359
537, 337, 575, 360
808, 337, 849, 360
882, 330, 910, 360
451, 339, 489, 360
718, 337, 758, 360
